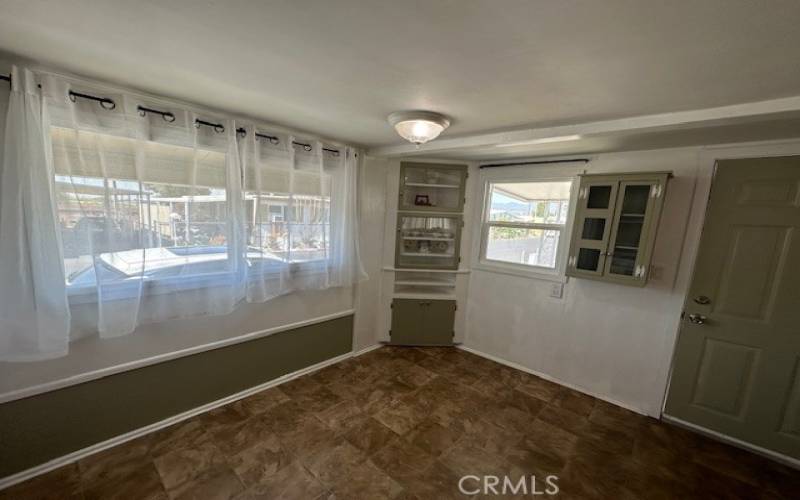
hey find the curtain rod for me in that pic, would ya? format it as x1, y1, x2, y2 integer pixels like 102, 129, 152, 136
479, 158, 589, 169
1, 73, 342, 155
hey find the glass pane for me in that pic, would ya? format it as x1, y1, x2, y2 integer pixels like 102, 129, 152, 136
486, 227, 560, 269
401, 166, 462, 210
576, 248, 601, 271
610, 248, 637, 276
621, 185, 651, 215
587, 185, 612, 209
615, 216, 644, 248
581, 218, 606, 240
488, 181, 571, 224
398, 215, 459, 268
57, 175, 229, 288
245, 192, 330, 268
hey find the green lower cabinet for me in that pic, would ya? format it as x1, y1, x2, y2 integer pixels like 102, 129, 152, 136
390, 298, 456, 346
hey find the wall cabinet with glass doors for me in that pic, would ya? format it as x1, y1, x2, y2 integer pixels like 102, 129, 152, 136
395, 162, 468, 270
566, 172, 670, 286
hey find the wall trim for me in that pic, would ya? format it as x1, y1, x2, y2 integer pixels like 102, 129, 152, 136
0, 309, 355, 405
0, 339, 383, 491
457, 344, 652, 417
662, 414, 800, 470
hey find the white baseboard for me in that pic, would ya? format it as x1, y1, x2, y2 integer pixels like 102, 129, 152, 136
457, 344, 652, 418
0, 341, 383, 491
662, 414, 800, 470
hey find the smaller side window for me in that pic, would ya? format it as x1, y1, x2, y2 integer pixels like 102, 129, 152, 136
481, 180, 573, 272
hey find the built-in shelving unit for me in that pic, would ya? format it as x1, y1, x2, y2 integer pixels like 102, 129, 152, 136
385, 162, 469, 346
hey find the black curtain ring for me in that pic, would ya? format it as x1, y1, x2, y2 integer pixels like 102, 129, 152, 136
194, 120, 201, 128
163, 112, 176, 123
68, 92, 77, 103
100, 99, 116, 110
270, 137, 280, 145
138, 107, 147, 117
304, 144, 312, 152
214, 124, 225, 133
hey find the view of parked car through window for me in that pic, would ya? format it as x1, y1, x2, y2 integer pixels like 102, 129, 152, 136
56, 175, 330, 289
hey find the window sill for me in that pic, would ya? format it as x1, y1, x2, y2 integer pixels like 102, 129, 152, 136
67, 261, 331, 305
473, 261, 567, 283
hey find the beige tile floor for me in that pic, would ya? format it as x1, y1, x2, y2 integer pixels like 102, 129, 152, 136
2, 346, 798, 499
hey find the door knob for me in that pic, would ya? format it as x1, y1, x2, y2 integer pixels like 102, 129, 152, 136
687, 313, 707, 325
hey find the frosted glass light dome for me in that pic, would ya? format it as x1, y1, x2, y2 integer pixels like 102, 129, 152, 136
388, 111, 451, 145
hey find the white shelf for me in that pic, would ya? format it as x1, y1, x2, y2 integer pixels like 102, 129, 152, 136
404, 182, 460, 189
393, 292, 457, 300
402, 236, 455, 242
400, 252, 454, 258
382, 267, 471, 274
394, 280, 456, 288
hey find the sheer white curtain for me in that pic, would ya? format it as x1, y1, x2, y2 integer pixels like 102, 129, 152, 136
238, 126, 366, 302
0, 69, 365, 361
0, 67, 71, 361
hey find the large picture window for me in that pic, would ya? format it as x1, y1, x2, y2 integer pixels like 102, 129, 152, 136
0, 69, 365, 361
480, 180, 573, 273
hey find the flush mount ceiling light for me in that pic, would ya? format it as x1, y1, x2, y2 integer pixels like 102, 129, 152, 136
388, 111, 450, 146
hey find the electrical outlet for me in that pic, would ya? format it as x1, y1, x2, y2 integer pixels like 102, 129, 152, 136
549, 282, 564, 299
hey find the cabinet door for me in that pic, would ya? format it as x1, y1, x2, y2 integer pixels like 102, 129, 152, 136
390, 299, 426, 345
395, 214, 462, 270
603, 180, 664, 285
399, 163, 467, 213
567, 180, 619, 278
390, 299, 455, 346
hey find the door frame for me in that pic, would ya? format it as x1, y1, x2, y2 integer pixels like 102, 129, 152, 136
659, 143, 800, 469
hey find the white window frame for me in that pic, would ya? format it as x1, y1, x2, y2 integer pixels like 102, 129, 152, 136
474, 171, 578, 282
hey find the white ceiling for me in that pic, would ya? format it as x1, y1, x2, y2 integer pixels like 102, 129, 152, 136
1, 0, 799, 152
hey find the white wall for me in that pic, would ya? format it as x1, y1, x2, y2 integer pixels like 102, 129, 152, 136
463, 140, 800, 417
352, 155, 388, 351
0, 122, 389, 402
1, 151, 392, 398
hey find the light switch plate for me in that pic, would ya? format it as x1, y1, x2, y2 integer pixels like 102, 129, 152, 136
549, 282, 564, 298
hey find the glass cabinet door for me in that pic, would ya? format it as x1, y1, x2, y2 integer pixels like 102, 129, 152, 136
568, 182, 618, 276
604, 181, 658, 281
399, 164, 466, 212
395, 214, 461, 269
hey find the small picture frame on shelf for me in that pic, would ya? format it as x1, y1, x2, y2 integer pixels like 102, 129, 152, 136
414, 194, 431, 206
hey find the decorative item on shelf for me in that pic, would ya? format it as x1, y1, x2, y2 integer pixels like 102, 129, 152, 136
414, 194, 431, 206
403, 239, 417, 252
430, 241, 449, 253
